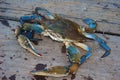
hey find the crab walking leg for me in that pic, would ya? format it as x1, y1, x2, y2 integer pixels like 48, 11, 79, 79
65, 42, 83, 63
35, 7, 55, 19
83, 33, 111, 58
73, 42, 92, 64
20, 14, 42, 24
17, 35, 42, 57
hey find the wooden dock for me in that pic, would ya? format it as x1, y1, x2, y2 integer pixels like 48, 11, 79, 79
0, 0, 120, 80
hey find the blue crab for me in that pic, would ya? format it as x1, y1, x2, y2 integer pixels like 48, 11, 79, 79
15, 7, 111, 77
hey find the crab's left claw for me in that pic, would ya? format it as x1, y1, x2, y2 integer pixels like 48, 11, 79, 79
83, 33, 111, 58
17, 35, 42, 57
31, 66, 69, 77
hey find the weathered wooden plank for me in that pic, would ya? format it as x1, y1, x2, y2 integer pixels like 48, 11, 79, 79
0, 0, 120, 80
0, 0, 120, 35
0, 20, 120, 80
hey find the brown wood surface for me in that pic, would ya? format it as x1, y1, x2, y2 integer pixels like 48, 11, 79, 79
0, 0, 120, 80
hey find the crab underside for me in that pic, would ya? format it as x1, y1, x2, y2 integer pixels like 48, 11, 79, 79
15, 7, 111, 77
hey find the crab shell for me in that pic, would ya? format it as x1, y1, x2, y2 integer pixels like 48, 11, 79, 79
41, 16, 86, 42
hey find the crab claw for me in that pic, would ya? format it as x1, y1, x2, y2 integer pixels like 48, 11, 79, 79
17, 35, 42, 57
82, 18, 97, 33
83, 18, 97, 29
31, 66, 69, 77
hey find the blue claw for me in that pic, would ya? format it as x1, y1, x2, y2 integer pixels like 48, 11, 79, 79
83, 18, 97, 29
96, 37, 111, 58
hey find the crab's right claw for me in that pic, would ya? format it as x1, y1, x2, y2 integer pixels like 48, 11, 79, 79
83, 18, 97, 33
31, 66, 69, 77
17, 35, 42, 57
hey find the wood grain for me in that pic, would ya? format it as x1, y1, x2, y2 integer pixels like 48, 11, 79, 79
0, 0, 120, 80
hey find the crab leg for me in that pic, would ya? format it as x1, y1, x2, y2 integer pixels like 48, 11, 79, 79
35, 7, 55, 19
20, 14, 42, 24
17, 35, 42, 57
82, 18, 111, 58
20, 7, 55, 24
73, 42, 92, 64
65, 41, 92, 64
83, 33, 111, 58
65, 42, 91, 74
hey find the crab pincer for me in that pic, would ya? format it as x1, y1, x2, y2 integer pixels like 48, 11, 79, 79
17, 35, 42, 57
